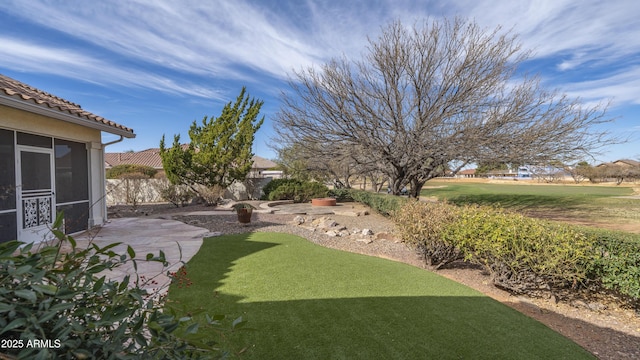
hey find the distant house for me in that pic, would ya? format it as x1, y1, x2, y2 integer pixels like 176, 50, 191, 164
248, 156, 280, 178
105, 148, 282, 179
456, 169, 476, 178
0, 74, 135, 243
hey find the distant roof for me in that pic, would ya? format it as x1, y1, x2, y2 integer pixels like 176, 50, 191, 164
105, 148, 163, 168
613, 159, 640, 167
105, 148, 277, 170
0, 74, 134, 138
252, 156, 278, 169
598, 159, 640, 167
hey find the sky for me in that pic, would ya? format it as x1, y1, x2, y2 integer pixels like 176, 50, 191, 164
0, 0, 639, 164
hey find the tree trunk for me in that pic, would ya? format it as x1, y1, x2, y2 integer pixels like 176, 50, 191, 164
409, 178, 425, 198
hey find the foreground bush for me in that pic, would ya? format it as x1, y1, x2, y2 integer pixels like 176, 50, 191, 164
0, 214, 242, 359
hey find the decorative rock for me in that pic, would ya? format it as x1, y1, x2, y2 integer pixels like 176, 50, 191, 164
361, 228, 374, 236
356, 238, 373, 244
326, 230, 339, 237
311, 217, 329, 227
588, 302, 608, 311
292, 215, 306, 225
323, 220, 338, 228
338, 230, 351, 237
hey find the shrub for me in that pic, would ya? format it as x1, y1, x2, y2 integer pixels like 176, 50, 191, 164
0, 214, 243, 359
394, 200, 463, 269
442, 205, 598, 295
395, 201, 600, 296
158, 181, 195, 207
261, 178, 302, 200
194, 184, 226, 206
106, 164, 157, 179
327, 188, 354, 202
268, 181, 329, 203
348, 189, 408, 216
587, 229, 640, 301
393, 200, 640, 304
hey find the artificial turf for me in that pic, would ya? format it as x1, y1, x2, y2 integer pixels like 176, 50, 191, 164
167, 232, 594, 359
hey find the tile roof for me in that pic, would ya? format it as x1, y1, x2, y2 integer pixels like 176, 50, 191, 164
105, 148, 277, 170
0, 74, 134, 137
105, 148, 164, 169
614, 159, 640, 167
252, 156, 278, 169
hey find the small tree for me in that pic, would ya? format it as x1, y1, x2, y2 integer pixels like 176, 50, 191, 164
566, 161, 590, 183
160, 87, 264, 198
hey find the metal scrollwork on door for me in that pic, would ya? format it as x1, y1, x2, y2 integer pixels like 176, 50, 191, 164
23, 196, 52, 228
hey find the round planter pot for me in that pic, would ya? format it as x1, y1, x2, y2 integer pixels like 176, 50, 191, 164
311, 198, 337, 206
237, 209, 253, 223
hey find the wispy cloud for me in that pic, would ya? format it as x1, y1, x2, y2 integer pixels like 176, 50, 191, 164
1, 1, 326, 78
0, 36, 224, 99
1, 0, 639, 107
563, 66, 640, 107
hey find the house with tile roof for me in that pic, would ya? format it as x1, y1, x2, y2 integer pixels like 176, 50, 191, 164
0, 74, 135, 243
105, 148, 280, 179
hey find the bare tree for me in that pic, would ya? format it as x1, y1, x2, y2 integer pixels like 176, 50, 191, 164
274, 18, 618, 197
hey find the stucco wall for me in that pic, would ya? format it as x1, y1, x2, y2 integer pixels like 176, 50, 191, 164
1, 104, 108, 228
0, 105, 101, 143
106, 178, 274, 205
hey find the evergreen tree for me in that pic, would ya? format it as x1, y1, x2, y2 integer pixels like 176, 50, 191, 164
160, 87, 264, 190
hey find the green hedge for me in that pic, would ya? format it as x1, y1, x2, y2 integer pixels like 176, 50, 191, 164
347, 189, 408, 216
268, 181, 329, 203
394, 200, 640, 303
443, 204, 597, 294
586, 229, 640, 300
327, 188, 354, 202
261, 179, 302, 200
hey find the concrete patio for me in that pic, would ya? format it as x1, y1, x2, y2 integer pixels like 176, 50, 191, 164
75, 217, 210, 296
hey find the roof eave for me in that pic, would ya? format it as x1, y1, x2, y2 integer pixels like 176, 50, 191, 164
0, 94, 135, 138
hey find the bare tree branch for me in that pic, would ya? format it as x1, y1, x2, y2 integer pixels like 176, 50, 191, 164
274, 17, 621, 197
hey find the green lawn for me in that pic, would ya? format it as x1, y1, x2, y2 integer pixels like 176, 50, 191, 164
421, 181, 640, 225
167, 232, 594, 359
